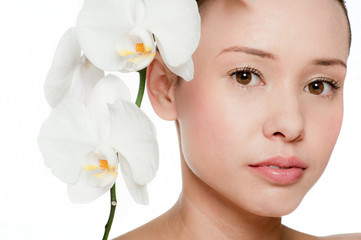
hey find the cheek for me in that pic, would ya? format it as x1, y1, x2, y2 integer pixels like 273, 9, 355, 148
305, 102, 343, 178
176, 81, 231, 177
175, 78, 263, 182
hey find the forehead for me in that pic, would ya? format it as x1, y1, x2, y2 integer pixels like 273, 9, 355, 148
197, 0, 349, 62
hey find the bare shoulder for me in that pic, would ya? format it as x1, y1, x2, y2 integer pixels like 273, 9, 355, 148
113, 210, 175, 240
282, 225, 319, 240
113, 221, 164, 240
282, 226, 361, 240
320, 233, 361, 240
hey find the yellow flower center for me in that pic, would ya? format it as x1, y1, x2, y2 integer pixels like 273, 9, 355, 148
99, 159, 110, 170
83, 159, 118, 179
116, 42, 154, 58
135, 43, 146, 54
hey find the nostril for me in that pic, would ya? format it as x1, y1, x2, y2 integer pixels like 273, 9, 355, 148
272, 131, 304, 142
273, 132, 288, 138
273, 132, 285, 137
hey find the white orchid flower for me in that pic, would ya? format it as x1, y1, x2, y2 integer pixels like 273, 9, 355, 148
38, 74, 159, 204
45, 27, 104, 108
76, 0, 201, 81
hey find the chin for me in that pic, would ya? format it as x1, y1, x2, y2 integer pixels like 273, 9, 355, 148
255, 204, 300, 218
223, 183, 309, 218
246, 190, 307, 218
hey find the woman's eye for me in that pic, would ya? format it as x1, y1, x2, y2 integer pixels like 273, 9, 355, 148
231, 69, 262, 86
305, 80, 334, 95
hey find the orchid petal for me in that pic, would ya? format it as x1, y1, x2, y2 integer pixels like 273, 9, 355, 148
122, 54, 155, 73
44, 28, 104, 107
143, 0, 200, 70
44, 28, 80, 108
165, 58, 194, 82
86, 74, 131, 143
119, 158, 149, 204
67, 170, 115, 203
38, 99, 98, 184
76, 0, 146, 71
107, 99, 159, 186
68, 57, 104, 106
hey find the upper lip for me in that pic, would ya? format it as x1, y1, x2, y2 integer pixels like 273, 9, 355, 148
249, 155, 308, 169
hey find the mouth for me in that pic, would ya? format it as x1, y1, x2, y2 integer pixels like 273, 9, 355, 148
248, 156, 308, 185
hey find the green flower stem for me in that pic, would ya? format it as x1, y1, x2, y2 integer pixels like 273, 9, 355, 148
102, 68, 147, 240
102, 184, 117, 240
136, 68, 147, 108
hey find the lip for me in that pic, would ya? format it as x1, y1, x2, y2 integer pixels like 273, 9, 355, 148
248, 156, 308, 185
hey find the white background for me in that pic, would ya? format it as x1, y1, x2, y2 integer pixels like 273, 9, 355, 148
0, 1, 360, 239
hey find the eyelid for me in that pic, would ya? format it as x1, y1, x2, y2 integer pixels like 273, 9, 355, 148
227, 66, 264, 80
305, 76, 341, 90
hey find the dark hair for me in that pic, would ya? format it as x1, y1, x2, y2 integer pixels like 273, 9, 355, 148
196, 0, 352, 48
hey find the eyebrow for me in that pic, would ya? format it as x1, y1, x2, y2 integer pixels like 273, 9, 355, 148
218, 46, 347, 69
312, 58, 347, 69
217, 46, 276, 59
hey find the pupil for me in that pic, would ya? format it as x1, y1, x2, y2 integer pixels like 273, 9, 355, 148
236, 71, 252, 85
310, 81, 324, 95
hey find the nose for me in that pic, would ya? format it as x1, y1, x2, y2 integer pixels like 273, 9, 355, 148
262, 92, 305, 143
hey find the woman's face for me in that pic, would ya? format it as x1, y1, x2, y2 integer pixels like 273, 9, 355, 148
175, 0, 349, 216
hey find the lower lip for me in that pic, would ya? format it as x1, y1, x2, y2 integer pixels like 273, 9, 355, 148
249, 166, 305, 185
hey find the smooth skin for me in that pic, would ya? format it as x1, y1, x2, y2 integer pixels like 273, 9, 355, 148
116, 0, 360, 239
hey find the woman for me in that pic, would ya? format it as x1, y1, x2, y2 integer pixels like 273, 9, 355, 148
117, 0, 360, 239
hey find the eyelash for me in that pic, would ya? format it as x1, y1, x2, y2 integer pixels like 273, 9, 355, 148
228, 66, 341, 95
307, 77, 340, 90
228, 66, 262, 77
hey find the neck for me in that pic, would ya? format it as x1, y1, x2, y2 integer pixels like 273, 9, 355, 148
166, 158, 283, 240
